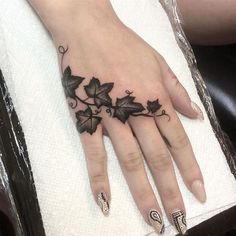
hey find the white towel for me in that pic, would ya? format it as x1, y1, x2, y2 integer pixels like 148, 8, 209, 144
0, 0, 236, 235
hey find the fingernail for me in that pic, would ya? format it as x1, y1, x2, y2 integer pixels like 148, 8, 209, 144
148, 209, 165, 234
97, 192, 110, 216
191, 180, 207, 203
191, 101, 204, 120
171, 210, 187, 235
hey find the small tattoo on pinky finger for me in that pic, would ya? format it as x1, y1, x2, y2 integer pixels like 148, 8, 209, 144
97, 192, 110, 216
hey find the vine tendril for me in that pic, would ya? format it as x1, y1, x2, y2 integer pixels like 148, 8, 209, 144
58, 45, 68, 73
125, 90, 133, 95
106, 108, 112, 116
155, 109, 170, 121
94, 109, 102, 115
69, 99, 78, 109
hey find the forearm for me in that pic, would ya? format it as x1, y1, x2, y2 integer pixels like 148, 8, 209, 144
177, 0, 236, 45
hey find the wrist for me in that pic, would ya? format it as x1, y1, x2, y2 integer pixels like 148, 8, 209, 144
29, 0, 121, 42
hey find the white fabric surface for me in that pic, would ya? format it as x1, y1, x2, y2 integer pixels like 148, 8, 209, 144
0, 0, 236, 235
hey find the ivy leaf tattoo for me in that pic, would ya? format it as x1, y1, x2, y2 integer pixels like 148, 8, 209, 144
62, 66, 85, 99
59, 45, 170, 135
147, 99, 162, 113
84, 77, 114, 108
76, 107, 102, 135
113, 95, 145, 123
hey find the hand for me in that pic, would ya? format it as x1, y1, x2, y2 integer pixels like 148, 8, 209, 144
30, 0, 206, 234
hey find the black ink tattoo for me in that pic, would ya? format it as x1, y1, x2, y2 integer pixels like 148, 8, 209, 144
172, 210, 187, 235
148, 209, 165, 234
97, 192, 109, 216
59, 45, 170, 135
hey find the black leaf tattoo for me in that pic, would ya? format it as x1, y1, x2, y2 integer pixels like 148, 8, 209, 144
62, 66, 85, 99
59, 45, 170, 135
76, 107, 102, 135
113, 95, 145, 123
147, 99, 162, 113
84, 77, 114, 108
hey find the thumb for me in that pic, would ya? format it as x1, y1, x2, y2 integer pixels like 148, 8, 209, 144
158, 55, 204, 120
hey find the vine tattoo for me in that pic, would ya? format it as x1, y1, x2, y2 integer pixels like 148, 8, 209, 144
59, 46, 170, 135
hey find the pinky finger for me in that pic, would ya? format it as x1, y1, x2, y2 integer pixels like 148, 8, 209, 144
80, 124, 110, 216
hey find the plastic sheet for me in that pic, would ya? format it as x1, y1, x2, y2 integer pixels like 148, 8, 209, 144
0, 1, 235, 236
0, 70, 45, 236
160, 0, 236, 178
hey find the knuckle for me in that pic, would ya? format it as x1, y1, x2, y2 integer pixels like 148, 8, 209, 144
86, 151, 107, 164
121, 152, 143, 172
171, 134, 189, 150
163, 187, 181, 202
91, 173, 107, 184
136, 188, 155, 203
149, 152, 171, 171
173, 76, 180, 87
167, 68, 179, 84
183, 162, 201, 179
160, 93, 171, 107
156, 52, 165, 63
174, 80, 188, 97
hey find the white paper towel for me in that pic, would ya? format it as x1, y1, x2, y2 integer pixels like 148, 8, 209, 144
0, 0, 236, 235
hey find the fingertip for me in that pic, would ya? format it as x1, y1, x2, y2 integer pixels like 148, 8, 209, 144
91, 182, 112, 217
190, 180, 207, 203
97, 191, 110, 216
190, 101, 204, 121
148, 209, 165, 234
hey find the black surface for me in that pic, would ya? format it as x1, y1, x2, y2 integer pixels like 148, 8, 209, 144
0, 211, 15, 236
192, 44, 236, 147
178, 205, 236, 236
190, 44, 236, 236
0, 70, 45, 236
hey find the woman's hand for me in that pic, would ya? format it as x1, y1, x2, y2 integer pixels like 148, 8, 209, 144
29, 0, 206, 234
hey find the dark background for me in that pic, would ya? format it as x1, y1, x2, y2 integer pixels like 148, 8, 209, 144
184, 44, 236, 236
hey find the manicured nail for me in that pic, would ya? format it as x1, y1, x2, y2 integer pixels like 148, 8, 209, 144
148, 209, 165, 235
171, 210, 187, 235
191, 180, 207, 203
97, 192, 110, 216
191, 101, 204, 120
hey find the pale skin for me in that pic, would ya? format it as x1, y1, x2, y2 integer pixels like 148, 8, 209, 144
28, 0, 235, 234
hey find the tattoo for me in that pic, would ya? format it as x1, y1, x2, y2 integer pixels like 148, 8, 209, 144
171, 210, 187, 235
97, 192, 110, 216
59, 46, 170, 135
148, 209, 165, 234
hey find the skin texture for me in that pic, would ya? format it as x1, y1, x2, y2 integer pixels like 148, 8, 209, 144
28, 0, 207, 234
177, 0, 236, 45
